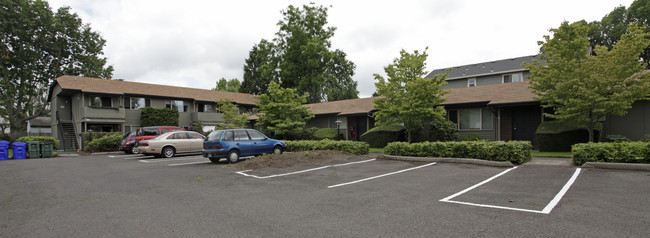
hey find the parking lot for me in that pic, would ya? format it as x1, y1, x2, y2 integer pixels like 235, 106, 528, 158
1, 153, 649, 237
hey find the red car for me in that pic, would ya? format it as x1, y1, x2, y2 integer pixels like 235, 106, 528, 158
135, 126, 186, 142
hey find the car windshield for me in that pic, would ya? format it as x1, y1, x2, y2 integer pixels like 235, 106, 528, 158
207, 130, 224, 141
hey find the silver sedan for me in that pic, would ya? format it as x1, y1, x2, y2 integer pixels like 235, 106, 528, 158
138, 131, 206, 158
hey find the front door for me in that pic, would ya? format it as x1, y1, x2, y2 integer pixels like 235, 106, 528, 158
57, 96, 72, 121
512, 107, 541, 145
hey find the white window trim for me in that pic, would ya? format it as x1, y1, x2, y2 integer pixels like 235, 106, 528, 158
468, 78, 476, 87
502, 73, 524, 84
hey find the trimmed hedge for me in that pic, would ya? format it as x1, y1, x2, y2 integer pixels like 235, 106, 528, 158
16, 136, 60, 149
84, 133, 123, 153
360, 125, 406, 148
286, 140, 370, 155
572, 142, 650, 165
141, 107, 179, 127
313, 128, 339, 140
384, 141, 532, 165
536, 120, 601, 152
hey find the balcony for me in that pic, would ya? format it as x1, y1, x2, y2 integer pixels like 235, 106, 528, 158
83, 106, 125, 120
191, 112, 224, 124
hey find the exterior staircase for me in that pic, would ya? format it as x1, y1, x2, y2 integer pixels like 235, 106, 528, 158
60, 122, 78, 151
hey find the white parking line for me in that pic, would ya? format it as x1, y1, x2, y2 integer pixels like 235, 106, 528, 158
327, 162, 437, 188
439, 167, 582, 214
108, 154, 144, 158
168, 161, 212, 166
139, 156, 204, 163
236, 158, 376, 179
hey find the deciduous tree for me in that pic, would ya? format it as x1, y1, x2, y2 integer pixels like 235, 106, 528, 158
215, 99, 248, 129
0, 0, 113, 133
373, 48, 449, 143
241, 3, 358, 102
255, 82, 313, 139
213, 78, 241, 92
525, 21, 650, 142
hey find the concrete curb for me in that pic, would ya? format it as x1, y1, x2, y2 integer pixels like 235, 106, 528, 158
582, 162, 650, 171
377, 154, 515, 168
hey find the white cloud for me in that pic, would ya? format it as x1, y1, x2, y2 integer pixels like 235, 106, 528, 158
46, 0, 633, 98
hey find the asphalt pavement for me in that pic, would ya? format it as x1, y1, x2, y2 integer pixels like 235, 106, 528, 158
0, 154, 648, 237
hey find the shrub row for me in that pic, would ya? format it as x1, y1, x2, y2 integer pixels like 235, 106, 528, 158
286, 139, 370, 155
384, 141, 532, 165
84, 133, 123, 153
360, 125, 406, 148
16, 136, 60, 149
572, 142, 650, 165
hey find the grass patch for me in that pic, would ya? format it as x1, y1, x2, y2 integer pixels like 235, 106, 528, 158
531, 151, 571, 158
369, 148, 384, 153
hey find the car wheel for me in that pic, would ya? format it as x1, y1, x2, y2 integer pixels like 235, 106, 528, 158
227, 150, 240, 163
131, 146, 139, 154
162, 147, 175, 158
124, 149, 132, 154
209, 157, 220, 163
273, 146, 283, 155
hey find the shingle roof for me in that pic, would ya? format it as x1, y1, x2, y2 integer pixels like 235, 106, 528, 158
426, 55, 545, 80
50, 75, 258, 105
441, 81, 537, 106
306, 97, 380, 116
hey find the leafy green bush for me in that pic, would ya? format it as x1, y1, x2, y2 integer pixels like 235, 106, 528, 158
460, 133, 482, 141
536, 120, 600, 152
360, 125, 405, 148
429, 120, 458, 142
384, 141, 532, 165
606, 134, 630, 143
286, 139, 370, 154
572, 142, 650, 165
313, 128, 339, 140
84, 133, 123, 153
140, 107, 179, 127
83, 132, 115, 144
642, 134, 650, 142
16, 136, 60, 149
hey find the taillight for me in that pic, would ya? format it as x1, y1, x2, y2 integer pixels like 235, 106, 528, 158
203, 144, 223, 149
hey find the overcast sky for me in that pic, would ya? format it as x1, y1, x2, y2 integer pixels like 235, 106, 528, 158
47, 0, 633, 98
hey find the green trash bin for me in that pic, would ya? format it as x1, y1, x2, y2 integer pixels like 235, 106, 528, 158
41, 142, 53, 158
27, 141, 41, 158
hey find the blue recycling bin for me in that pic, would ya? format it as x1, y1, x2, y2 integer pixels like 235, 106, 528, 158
0, 141, 9, 160
12, 142, 27, 160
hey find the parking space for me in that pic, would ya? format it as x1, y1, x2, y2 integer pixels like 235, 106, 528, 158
7, 153, 645, 236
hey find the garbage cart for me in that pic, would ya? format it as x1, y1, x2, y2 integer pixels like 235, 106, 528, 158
12, 142, 27, 160
41, 142, 54, 158
28, 141, 41, 158
0, 141, 9, 160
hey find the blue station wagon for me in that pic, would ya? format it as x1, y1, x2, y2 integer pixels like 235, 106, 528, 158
202, 129, 287, 163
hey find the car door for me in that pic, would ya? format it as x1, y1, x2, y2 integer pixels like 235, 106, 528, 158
233, 130, 255, 156
247, 129, 273, 154
169, 132, 191, 153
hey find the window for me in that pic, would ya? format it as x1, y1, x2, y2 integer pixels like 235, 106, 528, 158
468, 78, 476, 87
124, 97, 150, 110
503, 73, 523, 83
247, 130, 266, 140
222, 131, 234, 141
449, 108, 493, 130
198, 103, 213, 113
459, 109, 481, 130
90, 96, 112, 108
165, 100, 187, 112
234, 130, 250, 141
